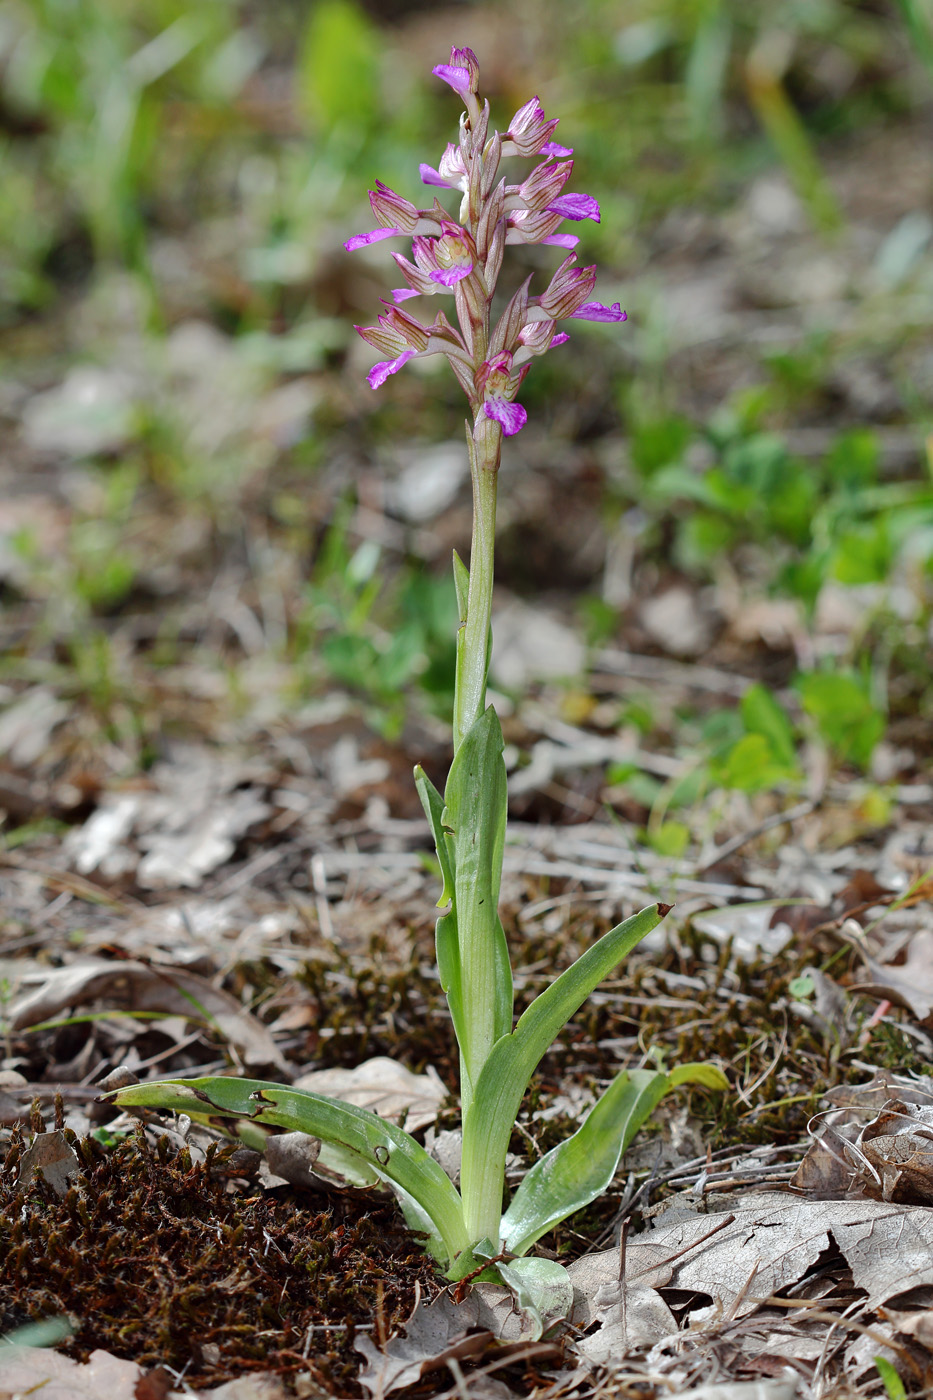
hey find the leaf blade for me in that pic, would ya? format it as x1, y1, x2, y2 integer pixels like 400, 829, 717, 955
108, 1077, 470, 1263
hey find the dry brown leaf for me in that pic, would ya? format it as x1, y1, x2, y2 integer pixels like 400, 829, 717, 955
851, 929, 933, 1023
355, 1285, 555, 1400
17, 1130, 82, 1197
9, 958, 285, 1070
568, 1194, 933, 1357
293, 1057, 447, 1131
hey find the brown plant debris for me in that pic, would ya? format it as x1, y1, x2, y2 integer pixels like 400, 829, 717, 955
0, 1123, 438, 1394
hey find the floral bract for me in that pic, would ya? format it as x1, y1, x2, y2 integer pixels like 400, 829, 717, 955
345, 45, 626, 435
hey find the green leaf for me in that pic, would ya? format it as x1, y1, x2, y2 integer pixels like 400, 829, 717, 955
740, 684, 797, 770
443, 708, 513, 1090
414, 765, 466, 1059
501, 1059, 727, 1256
501, 1069, 670, 1255
414, 765, 455, 909
646, 820, 690, 857
667, 1061, 730, 1090
796, 670, 884, 769
460, 902, 669, 1243
107, 1077, 470, 1265
873, 1355, 907, 1400
298, 0, 379, 133
496, 1257, 573, 1340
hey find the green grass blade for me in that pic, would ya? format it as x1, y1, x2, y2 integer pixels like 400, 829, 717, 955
107, 1076, 470, 1264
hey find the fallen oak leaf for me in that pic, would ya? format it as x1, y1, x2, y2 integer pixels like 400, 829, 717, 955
355, 1286, 560, 1400
293, 1057, 448, 1132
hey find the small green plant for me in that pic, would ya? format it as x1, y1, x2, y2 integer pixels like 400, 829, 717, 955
110, 47, 726, 1308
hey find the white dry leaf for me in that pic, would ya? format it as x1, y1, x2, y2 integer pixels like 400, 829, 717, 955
0, 1349, 288, 1400
568, 1196, 933, 1357
385, 441, 469, 523
0, 1346, 142, 1400
570, 1283, 677, 1364
64, 743, 273, 889
9, 958, 285, 1070
136, 782, 271, 888
639, 586, 716, 658
186, 1376, 290, 1399
0, 688, 70, 767
293, 1057, 447, 1132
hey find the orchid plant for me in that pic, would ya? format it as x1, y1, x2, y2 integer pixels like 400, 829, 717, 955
109, 49, 726, 1319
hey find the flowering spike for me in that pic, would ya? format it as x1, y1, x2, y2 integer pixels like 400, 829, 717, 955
344, 46, 625, 428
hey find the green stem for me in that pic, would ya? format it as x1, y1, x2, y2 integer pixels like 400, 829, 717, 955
453, 417, 501, 752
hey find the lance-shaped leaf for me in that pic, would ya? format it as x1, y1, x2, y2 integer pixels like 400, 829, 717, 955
442, 707, 513, 1105
106, 1076, 471, 1265
414, 764, 469, 1101
501, 1061, 726, 1256
459, 902, 669, 1243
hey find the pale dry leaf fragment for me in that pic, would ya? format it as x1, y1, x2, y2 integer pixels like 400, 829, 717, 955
355, 1285, 539, 1400
293, 1057, 447, 1131
0, 688, 70, 767
181, 1375, 290, 1400
9, 958, 285, 1069
639, 586, 716, 658
137, 785, 272, 889
17, 1130, 81, 1197
664, 1385, 798, 1400
490, 599, 585, 690
0, 1345, 141, 1400
264, 1131, 323, 1190
570, 1196, 933, 1343
850, 930, 933, 1023
793, 1074, 933, 1198
572, 1284, 678, 1364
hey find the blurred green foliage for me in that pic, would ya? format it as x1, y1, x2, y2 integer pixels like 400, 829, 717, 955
1, 0, 931, 835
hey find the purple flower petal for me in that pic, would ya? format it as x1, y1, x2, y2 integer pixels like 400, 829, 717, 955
548, 193, 600, 223
541, 141, 573, 157
390, 288, 421, 303
419, 163, 449, 187
568, 301, 626, 322
367, 348, 417, 389
430, 264, 472, 287
344, 226, 402, 252
432, 63, 472, 95
550, 332, 570, 347
541, 232, 580, 249
483, 399, 527, 436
